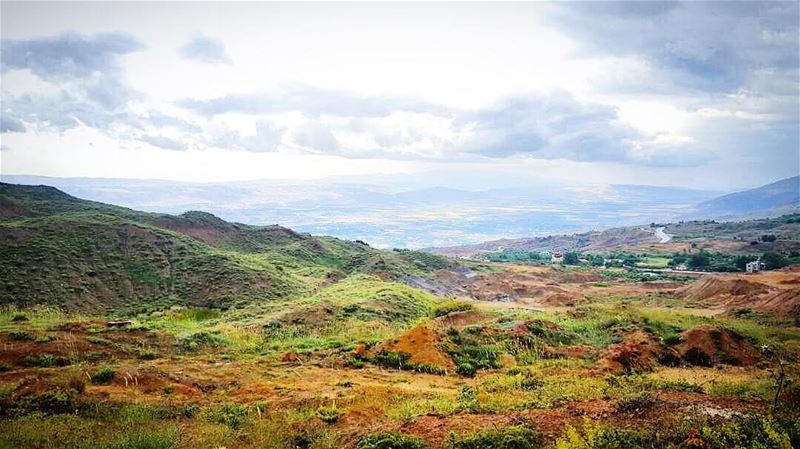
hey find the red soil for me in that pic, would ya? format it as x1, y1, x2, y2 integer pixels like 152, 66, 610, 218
674, 325, 762, 367
372, 325, 454, 370
599, 330, 676, 374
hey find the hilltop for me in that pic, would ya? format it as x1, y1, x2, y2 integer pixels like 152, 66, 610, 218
686, 176, 800, 219
0, 183, 456, 313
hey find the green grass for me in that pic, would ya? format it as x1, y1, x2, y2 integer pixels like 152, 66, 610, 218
0, 183, 459, 315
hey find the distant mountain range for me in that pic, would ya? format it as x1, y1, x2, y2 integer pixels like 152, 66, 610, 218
684, 176, 799, 220
0, 174, 796, 248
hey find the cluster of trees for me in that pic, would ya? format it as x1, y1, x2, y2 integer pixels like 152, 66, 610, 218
669, 251, 793, 271
483, 248, 797, 272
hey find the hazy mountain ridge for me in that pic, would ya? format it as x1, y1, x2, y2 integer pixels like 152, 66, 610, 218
0, 175, 723, 248
427, 176, 800, 257
685, 176, 799, 219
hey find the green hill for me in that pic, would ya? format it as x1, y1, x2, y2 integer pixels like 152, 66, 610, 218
0, 183, 456, 313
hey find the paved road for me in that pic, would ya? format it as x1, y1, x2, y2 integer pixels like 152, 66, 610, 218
654, 226, 672, 243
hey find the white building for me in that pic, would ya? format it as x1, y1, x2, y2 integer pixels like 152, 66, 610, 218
746, 260, 766, 273
551, 252, 564, 263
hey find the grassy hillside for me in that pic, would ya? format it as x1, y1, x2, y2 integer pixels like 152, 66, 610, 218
0, 183, 456, 313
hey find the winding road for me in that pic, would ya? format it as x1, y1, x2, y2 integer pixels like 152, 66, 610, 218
654, 226, 672, 243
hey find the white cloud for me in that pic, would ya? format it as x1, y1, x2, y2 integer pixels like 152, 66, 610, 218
0, 2, 797, 189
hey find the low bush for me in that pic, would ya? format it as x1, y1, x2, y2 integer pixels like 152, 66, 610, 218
358, 432, 426, 449
456, 362, 477, 377
316, 404, 343, 424
450, 425, 541, 449
556, 420, 649, 449
205, 403, 249, 429
373, 351, 411, 369
90, 367, 115, 384
178, 331, 229, 351
22, 354, 56, 367
371, 351, 445, 374
347, 357, 366, 368
433, 300, 474, 318
614, 391, 655, 413
7, 331, 36, 341
86, 336, 112, 346
10, 387, 80, 416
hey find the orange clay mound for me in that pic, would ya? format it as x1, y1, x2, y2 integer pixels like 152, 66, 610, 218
599, 330, 678, 374
678, 274, 800, 318
679, 277, 772, 302
373, 325, 454, 370
674, 325, 761, 367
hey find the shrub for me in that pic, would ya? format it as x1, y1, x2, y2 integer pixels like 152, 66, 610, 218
698, 414, 792, 449
86, 336, 112, 346
450, 425, 541, 449
358, 432, 426, 449
449, 345, 500, 375
91, 367, 116, 384
433, 301, 474, 318
11, 314, 29, 322
614, 391, 655, 413
555, 420, 648, 449
347, 357, 365, 369
35, 335, 56, 344
317, 404, 343, 424
7, 331, 36, 341
22, 354, 56, 367
205, 403, 249, 429
138, 350, 157, 360
373, 351, 411, 370
12, 387, 80, 415
520, 373, 543, 391
456, 386, 479, 413
178, 331, 229, 351
456, 362, 477, 377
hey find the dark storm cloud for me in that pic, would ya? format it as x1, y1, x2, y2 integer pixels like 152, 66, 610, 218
546, 2, 799, 93
178, 34, 232, 65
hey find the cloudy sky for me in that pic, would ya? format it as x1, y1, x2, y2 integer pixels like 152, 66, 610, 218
1, 2, 798, 190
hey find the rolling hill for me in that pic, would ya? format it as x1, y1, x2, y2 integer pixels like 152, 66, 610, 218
686, 175, 799, 219
0, 183, 456, 313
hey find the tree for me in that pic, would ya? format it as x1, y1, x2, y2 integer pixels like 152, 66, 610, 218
688, 252, 710, 269
762, 252, 788, 270
563, 252, 580, 265
761, 234, 777, 243
734, 255, 758, 271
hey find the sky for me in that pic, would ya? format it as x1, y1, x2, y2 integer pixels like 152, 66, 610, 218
1, 1, 798, 191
